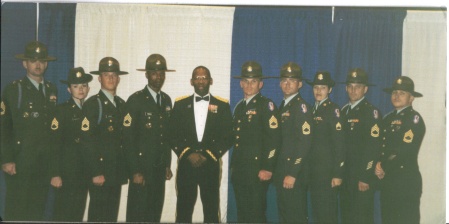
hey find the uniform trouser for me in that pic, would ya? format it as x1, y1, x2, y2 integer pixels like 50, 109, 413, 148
175, 159, 221, 223
380, 172, 422, 224
310, 180, 339, 224
126, 165, 166, 222
233, 181, 269, 223
3, 169, 49, 221
52, 181, 88, 222
87, 184, 121, 222
276, 184, 308, 223
340, 183, 374, 224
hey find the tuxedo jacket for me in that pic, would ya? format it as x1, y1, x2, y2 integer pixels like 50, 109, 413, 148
169, 94, 233, 163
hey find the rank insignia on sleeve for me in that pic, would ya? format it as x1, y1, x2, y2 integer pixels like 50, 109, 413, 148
269, 115, 278, 129
366, 161, 373, 170
51, 118, 59, 130
268, 102, 274, 111
335, 108, 340, 117
123, 113, 132, 127
413, 115, 419, 124
0, 101, 5, 116
302, 121, 311, 135
371, 124, 379, 137
403, 129, 414, 143
336, 122, 342, 131
81, 117, 90, 131
294, 158, 302, 165
373, 110, 379, 119
268, 149, 275, 159
301, 104, 307, 113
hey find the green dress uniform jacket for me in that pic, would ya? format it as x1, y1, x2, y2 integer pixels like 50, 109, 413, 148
169, 94, 233, 223
49, 98, 89, 221
0, 77, 57, 221
273, 93, 313, 223
123, 86, 172, 222
379, 106, 425, 224
340, 98, 382, 224
308, 98, 345, 224
81, 90, 127, 222
231, 93, 281, 223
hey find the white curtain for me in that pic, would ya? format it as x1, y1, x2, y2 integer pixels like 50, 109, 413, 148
74, 4, 235, 222
402, 10, 447, 224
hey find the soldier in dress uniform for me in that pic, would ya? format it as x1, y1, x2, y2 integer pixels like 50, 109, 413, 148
231, 61, 281, 223
169, 66, 233, 223
340, 68, 382, 224
50, 67, 92, 221
124, 54, 174, 222
0, 41, 58, 221
273, 62, 312, 223
306, 71, 345, 224
80, 57, 128, 222
375, 76, 425, 224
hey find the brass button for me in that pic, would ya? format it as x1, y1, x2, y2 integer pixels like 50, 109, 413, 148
17, 141, 21, 145
100, 158, 103, 161
139, 152, 142, 156
287, 158, 290, 161
255, 157, 258, 160
235, 144, 239, 147
236, 136, 239, 139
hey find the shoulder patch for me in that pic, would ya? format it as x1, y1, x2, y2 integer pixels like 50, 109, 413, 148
268, 102, 275, 111
413, 115, 420, 124
214, 95, 229, 103
1, 101, 5, 116
335, 108, 340, 117
373, 110, 379, 119
301, 104, 307, 113
175, 95, 190, 102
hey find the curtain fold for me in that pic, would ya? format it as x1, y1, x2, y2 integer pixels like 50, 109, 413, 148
38, 3, 77, 103
332, 8, 406, 113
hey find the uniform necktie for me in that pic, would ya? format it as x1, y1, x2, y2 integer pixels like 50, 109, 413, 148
38, 83, 45, 98
195, 95, 209, 102
279, 100, 285, 111
157, 93, 161, 108
114, 96, 120, 109
346, 106, 352, 115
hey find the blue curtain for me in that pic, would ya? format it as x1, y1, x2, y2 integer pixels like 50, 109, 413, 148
332, 8, 406, 114
38, 3, 77, 103
0, 3, 37, 219
228, 6, 406, 223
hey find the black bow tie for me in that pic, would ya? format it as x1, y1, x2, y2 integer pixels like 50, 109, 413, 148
195, 96, 210, 102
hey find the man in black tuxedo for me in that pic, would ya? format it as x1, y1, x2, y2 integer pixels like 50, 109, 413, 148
169, 66, 233, 223
124, 54, 174, 222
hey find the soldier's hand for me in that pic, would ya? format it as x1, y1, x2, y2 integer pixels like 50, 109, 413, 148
258, 170, 273, 181
358, 181, 369, 191
331, 178, 342, 188
93, 175, 105, 186
166, 168, 173, 180
2, 163, 16, 175
283, 176, 296, 189
188, 153, 203, 168
133, 173, 145, 185
51, 176, 63, 188
375, 162, 385, 179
